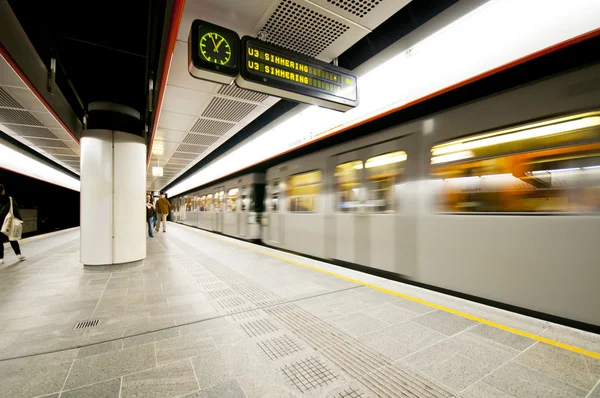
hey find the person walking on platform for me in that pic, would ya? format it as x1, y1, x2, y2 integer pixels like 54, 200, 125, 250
146, 194, 156, 238
0, 184, 26, 265
155, 193, 171, 233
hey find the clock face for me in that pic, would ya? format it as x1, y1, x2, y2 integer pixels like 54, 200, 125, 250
199, 32, 232, 65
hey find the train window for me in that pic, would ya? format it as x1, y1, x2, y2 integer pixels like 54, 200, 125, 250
288, 170, 322, 212
185, 197, 193, 211
218, 191, 225, 212
199, 196, 206, 212
206, 194, 213, 212
430, 111, 600, 213
227, 188, 238, 212
241, 186, 248, 211
335, 161, 362, 212
271, 180, 280, 213
365, 151, 407, 212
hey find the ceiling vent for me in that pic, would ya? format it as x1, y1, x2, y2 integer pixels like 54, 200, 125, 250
190, 118, 235, 136
41, 147, 79, 155
25, 138, 68, 148
0, 87, 23, 108
325, 0, 383, 18
176, 143, 205, 154
170, 152, 199, 160
182, 133, 221, 147
8, 125, 58, 139
0, 108, 43, 126
201, 97, 257, 123
218, 84, 269, 103
260, 0, 350, 57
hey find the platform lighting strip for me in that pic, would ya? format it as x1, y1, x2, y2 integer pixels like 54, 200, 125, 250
0, 142, 80, 191
167, 0, 600, 197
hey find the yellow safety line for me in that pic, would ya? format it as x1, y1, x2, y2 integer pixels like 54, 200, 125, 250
184, 225, 600, 359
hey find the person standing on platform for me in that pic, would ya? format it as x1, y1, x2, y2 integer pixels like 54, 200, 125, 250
146, 194, 156, 238
0, 184, 26, 265
155, 193, 171, 233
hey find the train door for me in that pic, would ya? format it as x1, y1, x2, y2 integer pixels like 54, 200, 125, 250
266, 178, 284, 244
238, 185, 249, 237
333, 137, 414, 272
213, 187, 224, 232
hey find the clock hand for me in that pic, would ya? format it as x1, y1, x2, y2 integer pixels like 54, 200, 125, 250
215, 37, 226, 52
209, 33, 217, 51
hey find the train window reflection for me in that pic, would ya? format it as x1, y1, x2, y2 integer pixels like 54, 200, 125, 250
215, 191, 224, 212
271, 180, 280, 213
365, 151, 407, 212
241, 186, 248, 211
227, 188, 238, 212
288, 170, 322, 212
430, 112, 600, 213
335, 161, 362, 212
206, 194, 213, 212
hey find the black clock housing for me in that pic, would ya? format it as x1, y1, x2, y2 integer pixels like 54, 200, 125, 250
188, 20, 240, 84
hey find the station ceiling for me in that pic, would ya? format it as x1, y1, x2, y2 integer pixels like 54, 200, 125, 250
0, 0, 457, 190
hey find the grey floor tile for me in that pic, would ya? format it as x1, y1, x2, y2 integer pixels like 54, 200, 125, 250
0, 349, 77, 398
468, 324, 536, 351
540, 325, 600, 355
357, 331, 414, 361
37, 394, 60, 398
460, 381, 512, 397
331, 312, 387, 337
60, 377, 121, 398
155, 332, 216, 365
515, 342, 597, 390
182, 379, 246, 398
412, 310, 477, 336
123, 328, 179, 349
392, 298, 436, 314
589, 382, 600, 398
191, 340, 267, 389
439, 332, 520, 371
379, 320, 446, 352
64, 343, 156, 390
77, 340, 123, 358
403, 343, 489, 392
483, 361, 587, 397
121, 359, 199, 398
237, 367, 300, 398
367, 303, 419, 324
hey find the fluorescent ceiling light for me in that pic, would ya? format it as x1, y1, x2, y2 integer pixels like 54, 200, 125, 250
0, 142, 80, 191
167, 0, 600, 197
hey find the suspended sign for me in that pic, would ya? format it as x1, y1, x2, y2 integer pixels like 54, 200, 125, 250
236, 37, 359, 112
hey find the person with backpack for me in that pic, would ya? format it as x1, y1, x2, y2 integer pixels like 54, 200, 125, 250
146, 194, 156, 238
0, 184, 26, 265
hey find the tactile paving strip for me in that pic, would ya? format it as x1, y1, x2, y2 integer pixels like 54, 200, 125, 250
332, 387, 367, 398
257, 334, 304, 360
174, 243, 455, 397
240, 319, 279, 338
281, 356, 338, 392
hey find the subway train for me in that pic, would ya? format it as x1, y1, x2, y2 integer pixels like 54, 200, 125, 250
172, 63, 600, 328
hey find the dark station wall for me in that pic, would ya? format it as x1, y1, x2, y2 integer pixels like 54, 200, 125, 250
0, 167, 80, 237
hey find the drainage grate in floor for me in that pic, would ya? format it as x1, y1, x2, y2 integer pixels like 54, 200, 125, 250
281, 357, 338, 393
240, 319, 279, 338
74, 319, 100, 330
257, 334, 304, 360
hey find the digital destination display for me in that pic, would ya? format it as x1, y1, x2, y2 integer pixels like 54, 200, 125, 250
236, 37, 358, 112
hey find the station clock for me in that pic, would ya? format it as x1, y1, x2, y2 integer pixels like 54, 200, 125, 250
188, 20, 240, 84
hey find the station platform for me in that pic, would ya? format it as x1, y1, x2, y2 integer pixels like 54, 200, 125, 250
0, 224, 599, 398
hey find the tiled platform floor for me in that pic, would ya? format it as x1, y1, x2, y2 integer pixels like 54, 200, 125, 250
0, 224, 599, 398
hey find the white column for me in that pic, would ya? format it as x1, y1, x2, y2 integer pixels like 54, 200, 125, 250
80, 130, 146, 265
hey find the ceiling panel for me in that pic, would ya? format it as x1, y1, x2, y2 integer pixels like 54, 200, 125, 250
162, 85, 212, 115
157, 110, 195, 131
155, 128, 189, 143
168, 42, 223, 93
2, 85, 47, 112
